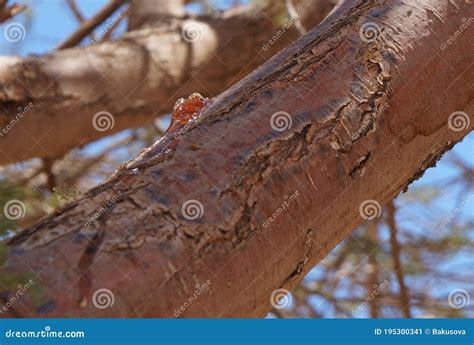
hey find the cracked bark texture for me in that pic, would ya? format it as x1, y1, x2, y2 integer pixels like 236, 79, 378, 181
0, 0, 335, 164
0, 0, 473, 317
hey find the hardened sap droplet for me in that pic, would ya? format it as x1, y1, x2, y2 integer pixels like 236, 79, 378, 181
167, 93, 212, 133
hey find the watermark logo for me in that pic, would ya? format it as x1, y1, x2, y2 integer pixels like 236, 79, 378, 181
441, 17, 473, 51
351, 103, 389, 140
174, 280, 211, 317
262, 190, 299, 228
181, 199, 204, 220
0, 102, 34, 137
270, 288, 293, 309
359, 22, 382, 43
0, 279, 35, 315
352, 280, 389, 316
92, 288, 115, 309
448, 111, 470, 132
85, 12, 124, 50
3, 199, 26, 220
262, 14, 301, 51
92, 111, 115, 132
83, 191, 121, 229
181, 22, 203, 43
359, 199, 381, 220
448, 288, 470, 309
439, 193, 473, 231
3, 22, 26, 43
270, 111, 292, 132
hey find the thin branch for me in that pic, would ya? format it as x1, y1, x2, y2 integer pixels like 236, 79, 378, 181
366, 221, 380, 318
65, 0, 98, 40
42, 157, 57, 192
386, 200, 412, 318
100, 5, 129, 41
65, 0, 85, 22
56, 0, 128, 50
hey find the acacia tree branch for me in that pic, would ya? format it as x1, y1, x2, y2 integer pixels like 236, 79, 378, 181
0, 0, 472, 318
0, 0, 335, 165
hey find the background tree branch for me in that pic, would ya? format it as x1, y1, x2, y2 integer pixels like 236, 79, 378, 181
0, 0, 335, 165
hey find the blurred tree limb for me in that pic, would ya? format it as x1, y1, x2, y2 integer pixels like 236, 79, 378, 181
0, 0, 335, 164
0, 0, 25, 23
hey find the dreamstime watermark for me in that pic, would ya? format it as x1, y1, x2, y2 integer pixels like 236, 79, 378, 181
181, 21, 203, 42
447, 111, 470, 132
5, 326, 85, 338
448, 288, 470, 309
262, 14, 301, 51
92, 111, 115, 132
172, 96, 211, 140
439, 193, 473, 230
0, 279, 34, 315
359, 22, 382, 43
351, 103, 389, 140
83, 191, 121, 229
3, 22, 26, 42
262, 190, 300, 228
440, 17, 473, 51
270, 288, 293, 309
0, 102, 34, 137
270, 111, 292, 132
3, 199, 26, 220
351, 279, 389, 316
92, 288, 115, 309
359, 199, 381, 220
181, 199, 204, 220
172, 116, 200, 140
174, 280, 212, 317
85, 12, 124, 50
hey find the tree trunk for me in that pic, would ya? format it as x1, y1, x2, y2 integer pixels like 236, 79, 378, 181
0, 0, 334, 164
0, 0, 472, 318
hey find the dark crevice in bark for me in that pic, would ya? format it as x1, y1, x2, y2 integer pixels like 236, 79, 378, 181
281, 229, 314, 287
402, 140, 456, 193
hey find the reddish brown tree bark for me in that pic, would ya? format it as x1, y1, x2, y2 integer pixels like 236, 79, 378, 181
0, 0, 472, 317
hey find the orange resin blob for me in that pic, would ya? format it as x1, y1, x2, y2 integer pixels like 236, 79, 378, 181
167, 93, 212, 133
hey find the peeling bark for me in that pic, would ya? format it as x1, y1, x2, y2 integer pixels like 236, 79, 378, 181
0, 0, 472, 318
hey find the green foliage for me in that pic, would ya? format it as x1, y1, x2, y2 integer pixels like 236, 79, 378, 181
50, 184, 81, 208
